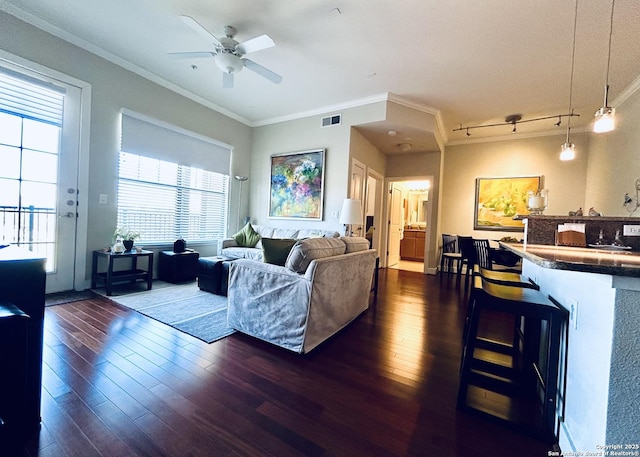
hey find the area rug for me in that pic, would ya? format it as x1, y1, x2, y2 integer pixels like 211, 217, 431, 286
105, 282, 235, 343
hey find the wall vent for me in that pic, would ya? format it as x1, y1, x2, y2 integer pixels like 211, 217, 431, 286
321, 114, 341, 127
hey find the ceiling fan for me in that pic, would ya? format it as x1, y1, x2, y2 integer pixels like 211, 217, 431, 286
170, 15, 283, 89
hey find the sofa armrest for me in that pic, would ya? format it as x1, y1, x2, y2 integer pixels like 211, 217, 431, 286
217, 237, 238, 254
227, 259, 311, 353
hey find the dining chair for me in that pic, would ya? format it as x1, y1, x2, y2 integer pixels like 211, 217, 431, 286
457, 236, 475, 280
473, 238, 521, 272
472, 239, 494, 270
440, 234, 462, 274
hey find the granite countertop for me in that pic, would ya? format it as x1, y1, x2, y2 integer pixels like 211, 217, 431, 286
499, 242, 640, 277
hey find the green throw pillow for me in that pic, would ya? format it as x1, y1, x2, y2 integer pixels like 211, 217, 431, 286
232, 223, 261, 248
262, 238, 297, 266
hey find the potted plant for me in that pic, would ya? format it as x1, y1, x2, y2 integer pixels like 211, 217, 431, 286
113, 227, 141, 252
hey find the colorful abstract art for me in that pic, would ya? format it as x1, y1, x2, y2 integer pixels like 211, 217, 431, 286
269, 149, 325, 220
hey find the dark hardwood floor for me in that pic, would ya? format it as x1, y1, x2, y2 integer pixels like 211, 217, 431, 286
22, 270, 555, 456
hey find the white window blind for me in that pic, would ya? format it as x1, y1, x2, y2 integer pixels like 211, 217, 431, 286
120, 110, 231, 174
117, 152, 229, 243
118, 112, 231, 244
0, 67, 64, 125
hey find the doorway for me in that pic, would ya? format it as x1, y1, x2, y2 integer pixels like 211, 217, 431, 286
386, 179, 432, 273
0, 56, 89, 293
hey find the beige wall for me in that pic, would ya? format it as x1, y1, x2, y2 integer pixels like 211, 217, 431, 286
585, 85, 640, 216
250, 102, 387, 233
441, 132, 590, 239
349, 128, 386, 176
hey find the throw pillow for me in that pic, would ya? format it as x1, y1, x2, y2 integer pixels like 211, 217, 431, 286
261, 238, 297, 266
232, 222, 261, 248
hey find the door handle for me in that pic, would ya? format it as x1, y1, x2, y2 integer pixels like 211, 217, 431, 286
58, 211, 75, 219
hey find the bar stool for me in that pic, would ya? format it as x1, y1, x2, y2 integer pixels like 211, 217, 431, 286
457, 276, 566, 442
462, 266, 539, 343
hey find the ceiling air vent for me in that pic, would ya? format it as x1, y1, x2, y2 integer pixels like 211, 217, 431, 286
321, 114, 341, 127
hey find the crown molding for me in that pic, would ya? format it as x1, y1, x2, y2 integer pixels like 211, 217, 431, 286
1, 4, 253, 126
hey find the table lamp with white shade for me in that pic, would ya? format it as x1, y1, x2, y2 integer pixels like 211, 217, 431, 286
339, 198, 363, 236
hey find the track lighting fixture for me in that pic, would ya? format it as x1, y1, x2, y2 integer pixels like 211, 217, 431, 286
454, 112, 579, 137
593, 0, 616, 133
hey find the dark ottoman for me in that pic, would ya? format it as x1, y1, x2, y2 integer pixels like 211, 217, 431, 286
198, 256, 235, 296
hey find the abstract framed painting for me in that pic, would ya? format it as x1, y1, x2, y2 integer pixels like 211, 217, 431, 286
269, 149, 325, 220
474, 176, 542, 231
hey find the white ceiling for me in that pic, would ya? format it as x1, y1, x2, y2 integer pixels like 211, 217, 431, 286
3, 0, 640, 154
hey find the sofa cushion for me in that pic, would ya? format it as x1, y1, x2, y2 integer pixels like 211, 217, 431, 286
297, 229, 339, 239
340, 236, 370, 253
232, 222, 261, 248
261, 238, 297, 266
285, 237, 346, 273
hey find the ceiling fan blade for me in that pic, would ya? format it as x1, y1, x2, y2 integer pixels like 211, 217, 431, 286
237, 34, 275, 54
243, 59, 283, 84
180, 15, 222, 47
168, 51, 216, 59
222, 72, 234, 89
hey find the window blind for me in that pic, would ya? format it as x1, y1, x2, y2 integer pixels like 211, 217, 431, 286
120, 110, 231, 174
117, 152, 228, 243
0, 67, 64, 126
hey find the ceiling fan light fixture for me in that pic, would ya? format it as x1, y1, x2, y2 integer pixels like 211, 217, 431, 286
214, 52, 243, 74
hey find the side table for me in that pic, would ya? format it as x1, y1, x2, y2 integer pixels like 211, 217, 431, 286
91, 249, 154, 296
158, 249, 200, 283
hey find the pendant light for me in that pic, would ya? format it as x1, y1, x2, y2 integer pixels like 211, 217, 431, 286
560, 0, 579, 161
593, 0, 616, 133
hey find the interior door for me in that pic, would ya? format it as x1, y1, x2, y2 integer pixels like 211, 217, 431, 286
388, 183, 403, 267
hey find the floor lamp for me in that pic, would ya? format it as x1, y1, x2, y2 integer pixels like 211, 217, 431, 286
234, 175, 248, 229
339, 198, 363, 236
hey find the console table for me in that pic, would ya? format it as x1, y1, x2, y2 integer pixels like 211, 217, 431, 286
91, 249, 153, 295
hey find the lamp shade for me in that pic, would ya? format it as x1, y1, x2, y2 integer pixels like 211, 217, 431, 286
339, 199, 363, 225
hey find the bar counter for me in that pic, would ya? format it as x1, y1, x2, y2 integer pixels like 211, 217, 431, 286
495, 241, 640, 454
499, 242, 640, 277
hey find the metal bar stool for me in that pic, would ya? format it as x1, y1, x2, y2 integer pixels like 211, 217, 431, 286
458, 276, 566, 442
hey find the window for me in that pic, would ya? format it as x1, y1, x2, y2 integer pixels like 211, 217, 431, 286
117, 152, 228, 244
118, 111, 232, 244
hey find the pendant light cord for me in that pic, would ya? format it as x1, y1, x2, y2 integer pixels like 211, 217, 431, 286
603, 0, 616, 106
566, 0, 579, 143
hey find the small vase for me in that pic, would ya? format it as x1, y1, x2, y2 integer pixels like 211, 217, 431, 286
113, 239, 125, 253
526, 189, 548, 215
123, 239, 134, 251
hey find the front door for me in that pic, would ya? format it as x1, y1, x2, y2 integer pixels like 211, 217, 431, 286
0, 63, 81, 293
